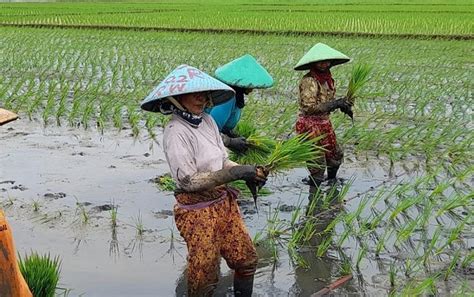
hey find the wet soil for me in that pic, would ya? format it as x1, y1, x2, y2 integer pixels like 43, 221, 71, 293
1, 118, 471, 296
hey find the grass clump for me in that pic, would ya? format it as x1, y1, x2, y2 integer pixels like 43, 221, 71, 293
18, 252, 62, 297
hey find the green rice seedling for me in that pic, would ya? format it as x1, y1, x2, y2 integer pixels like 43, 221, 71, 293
461, 251, 474, 270
375, 230, 393, 258
145, 113, 159, 141
404, 258, 419, 278
133, 211, 145, 237
425, 226, 442, 264
401, 273, 440, 296
155, 173, 176, 192
81, 96, 96, 129
110, 203, 118, 229
32, 199, 40, 212
18, 252, 61, 297
299, 218, 319, 244
287, 241, 309, 269
27, 81, 47, 120
68, 94, 82, 127
355, 243, 368, 270
75, 200, 89, 225
128, 107, 141, 137
444, 250, 460, 281
395, 218, 419, 243
436, 194, 471, 217
346, 63, 372, 105
316, 234, 332, 257
42, 83, 57, 126
389, 194, 423, 221
112, 104, 124, 131
55, 83, 69, 126
389, 263, 396, 288
340, 258, 353, 276
337, 228, 351, 247
261, 205, 288, 261
446, 219, 467, 247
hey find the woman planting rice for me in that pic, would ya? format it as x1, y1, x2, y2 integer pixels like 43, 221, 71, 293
294, 43, 353, 187
141, 65, 267, 296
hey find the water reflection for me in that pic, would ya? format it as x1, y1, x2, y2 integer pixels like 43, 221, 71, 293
289, 183, 356, 296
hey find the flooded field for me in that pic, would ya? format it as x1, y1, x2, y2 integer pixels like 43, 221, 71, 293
2, 118, 472, 296
1, 0, 473, 296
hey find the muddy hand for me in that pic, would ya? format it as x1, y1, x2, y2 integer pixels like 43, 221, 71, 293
340, 102, 353, 121
246, 166, 268, 211
245, 179, 259, 211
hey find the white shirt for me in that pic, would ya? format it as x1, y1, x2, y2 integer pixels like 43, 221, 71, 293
163, 113, 230, 189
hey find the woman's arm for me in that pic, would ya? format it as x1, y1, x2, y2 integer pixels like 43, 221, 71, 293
299, 77, 346, 115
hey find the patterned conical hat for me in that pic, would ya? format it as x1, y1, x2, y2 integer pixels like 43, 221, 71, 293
141, 65, 235, 113
215, 54, 273, 89
294, 43, 350, 71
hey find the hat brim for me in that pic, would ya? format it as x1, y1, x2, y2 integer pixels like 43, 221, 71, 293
294, 58, 350, 71
140, 89, 234, 114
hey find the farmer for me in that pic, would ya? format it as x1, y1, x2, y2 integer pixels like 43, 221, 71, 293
294, 43, 353, 187
141, 65, 268, 296
207, 54, 273, 154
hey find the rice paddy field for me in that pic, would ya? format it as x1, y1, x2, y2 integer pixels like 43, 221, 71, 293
0, 0, 473, 296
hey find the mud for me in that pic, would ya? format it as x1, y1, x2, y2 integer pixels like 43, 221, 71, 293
1, 118, 471, 296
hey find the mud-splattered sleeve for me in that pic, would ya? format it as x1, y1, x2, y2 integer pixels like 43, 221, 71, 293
299, 76, 323, 115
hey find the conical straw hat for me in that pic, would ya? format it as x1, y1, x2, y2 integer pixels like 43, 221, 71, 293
294, 43, 350, 71
214, 54, 274, 89
141, 65, 235, 113
0, 108, 18, 125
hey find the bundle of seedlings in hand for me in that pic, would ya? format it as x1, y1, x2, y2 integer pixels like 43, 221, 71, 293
346, 63, 372, 105
18, 252, 62, 297
246, 133, 322, 209
264, 133, 321, 174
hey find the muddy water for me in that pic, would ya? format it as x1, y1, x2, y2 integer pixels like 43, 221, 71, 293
0, 118, 468, 296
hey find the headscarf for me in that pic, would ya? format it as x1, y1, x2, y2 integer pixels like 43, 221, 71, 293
310, 68, 335, 91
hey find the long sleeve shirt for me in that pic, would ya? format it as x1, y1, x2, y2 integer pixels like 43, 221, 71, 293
298, 73, 336, 117
163, 113, 235, 190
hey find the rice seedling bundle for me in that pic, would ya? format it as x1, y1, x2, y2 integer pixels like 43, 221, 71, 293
18, 252, 61, 297
346, 63, 372, 105
263, 133, 322, 175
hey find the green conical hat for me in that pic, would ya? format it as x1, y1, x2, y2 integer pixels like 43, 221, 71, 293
215, 54, 274, 89
294, 43, 350, 71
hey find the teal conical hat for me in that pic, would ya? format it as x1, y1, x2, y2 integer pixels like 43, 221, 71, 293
294, 43, 350, 71
141, 65, 235, 113
215, 54, 274, 89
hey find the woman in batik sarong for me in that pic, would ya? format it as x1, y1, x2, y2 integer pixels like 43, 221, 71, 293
294, 43, 353, 187
141, 65, 267, 296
